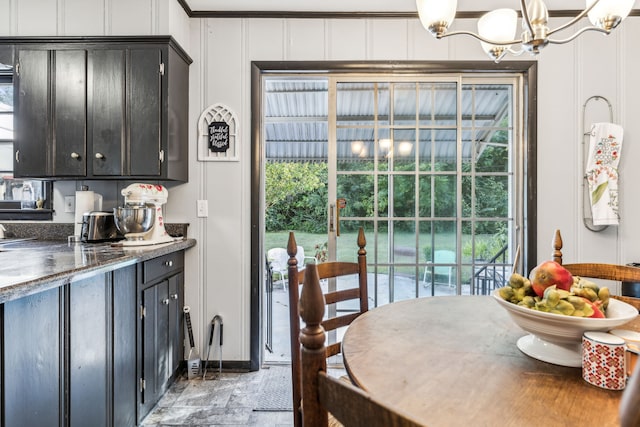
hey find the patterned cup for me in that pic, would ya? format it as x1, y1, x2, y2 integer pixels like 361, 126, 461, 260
610, 329, 640, 379
582, 331, 626, 390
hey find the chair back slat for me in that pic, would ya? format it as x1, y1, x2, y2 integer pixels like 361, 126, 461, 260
317, 262, 360, 278
325, 288, 361, 305
323, 313, 360, 333
562, 263, 640, 283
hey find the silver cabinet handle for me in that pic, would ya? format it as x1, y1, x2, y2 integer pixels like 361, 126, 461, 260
15, 150, 19, 163
164, 260, 173, 267
71, 152, 80, 159
95, 153, 105, 159
170, 293, 178, 300
162, 298, 170, 305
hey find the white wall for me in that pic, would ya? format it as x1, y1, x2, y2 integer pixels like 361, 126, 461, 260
3, 0, 640, 362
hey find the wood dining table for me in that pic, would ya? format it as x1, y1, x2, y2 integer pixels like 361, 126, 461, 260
341, 296, 640, 427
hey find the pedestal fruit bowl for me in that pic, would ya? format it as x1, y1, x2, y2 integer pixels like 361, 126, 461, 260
492, 289, 638, 367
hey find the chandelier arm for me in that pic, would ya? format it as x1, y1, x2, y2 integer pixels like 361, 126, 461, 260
547, 26, 610, 45
519, 0, 534, 37
546, 0, 602, 37
439, 30, 521, 46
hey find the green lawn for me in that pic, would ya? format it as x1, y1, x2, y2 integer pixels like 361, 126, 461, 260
265, 230, 505, 265
265, 231, 459, 263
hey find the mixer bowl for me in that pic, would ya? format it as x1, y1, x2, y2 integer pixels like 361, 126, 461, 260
113, 206, 155, 235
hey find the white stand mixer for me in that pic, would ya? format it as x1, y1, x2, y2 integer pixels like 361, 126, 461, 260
118, 183, 175, 246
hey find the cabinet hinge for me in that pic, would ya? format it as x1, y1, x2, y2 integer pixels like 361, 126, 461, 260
159, 150, 165, 163
159, 62, 165, 76
140, 378, 146, 392
140, 305, 146, 319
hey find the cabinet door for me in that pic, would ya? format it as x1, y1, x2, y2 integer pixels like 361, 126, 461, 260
69, 274, 109, 427
129, 48, 162, 177
113, 264, 138, 427
52, 50, 86, 176
140, 279, 169, 419
88, 49, 125, 176
14, 49, 49, 177
4, 287, 63, 427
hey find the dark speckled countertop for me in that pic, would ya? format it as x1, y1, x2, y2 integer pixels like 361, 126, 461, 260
0, 238, 196, 304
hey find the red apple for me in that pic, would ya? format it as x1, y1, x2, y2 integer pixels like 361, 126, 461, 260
583, 297, 606, 318
529, 261, 573, 297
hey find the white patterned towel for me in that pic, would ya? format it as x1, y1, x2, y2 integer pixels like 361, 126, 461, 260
586, 122, 623, 226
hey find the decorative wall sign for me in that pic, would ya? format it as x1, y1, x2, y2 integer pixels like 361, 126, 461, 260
208, 121, 230, 152
198, 103, 239, 161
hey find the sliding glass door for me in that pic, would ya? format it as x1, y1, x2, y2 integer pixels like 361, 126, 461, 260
262, 71, 525, 360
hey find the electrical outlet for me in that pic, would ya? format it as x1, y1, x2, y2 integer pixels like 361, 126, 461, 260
64, 196, 75, 213
197, 200, 208, 218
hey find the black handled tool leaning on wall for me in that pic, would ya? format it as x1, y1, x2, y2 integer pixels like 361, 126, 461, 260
203, 315, 224, 380
183, 306, 201, 379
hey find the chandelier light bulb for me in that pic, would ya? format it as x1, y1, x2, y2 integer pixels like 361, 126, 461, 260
416, 0, 458, 36
477, 9, 518, 61
586, 0, 634, 30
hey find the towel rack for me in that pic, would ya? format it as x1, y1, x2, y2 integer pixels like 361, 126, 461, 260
582, 95, 613, 232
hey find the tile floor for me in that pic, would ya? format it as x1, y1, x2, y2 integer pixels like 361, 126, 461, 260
141, 365, 346, 427
141, 366, 294, 427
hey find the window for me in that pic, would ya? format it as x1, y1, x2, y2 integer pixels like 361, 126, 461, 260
0, 55, 52, 220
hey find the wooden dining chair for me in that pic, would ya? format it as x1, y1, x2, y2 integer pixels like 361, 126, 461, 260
552, 229, 640, 311
553, 229, 640, 426
299, 263, 424, 427
287, 227, 368, 427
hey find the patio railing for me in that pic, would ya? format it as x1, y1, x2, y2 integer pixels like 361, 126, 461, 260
472, 244, 509, 295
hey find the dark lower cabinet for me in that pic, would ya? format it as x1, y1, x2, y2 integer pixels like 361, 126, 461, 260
113, 265, 139, 427
138, 253, 184, 422
68, 265, 138, 427
3, 287, 63, 427
0, 251, 183, 427
69, 274, 110, 427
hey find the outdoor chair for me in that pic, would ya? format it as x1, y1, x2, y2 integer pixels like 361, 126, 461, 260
287, 227, 368, 427
267, 248, 289, 291
298, 264, 423, 427
267, 245, 316, 291
422, 249, 455, 288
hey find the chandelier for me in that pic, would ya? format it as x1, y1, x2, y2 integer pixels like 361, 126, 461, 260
416, 0, 635, 62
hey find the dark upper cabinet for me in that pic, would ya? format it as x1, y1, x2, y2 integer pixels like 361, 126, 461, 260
14, 48, 87, 177
12, 37, 191, 182
89, 47, 166, 178
88, 48, 125, 176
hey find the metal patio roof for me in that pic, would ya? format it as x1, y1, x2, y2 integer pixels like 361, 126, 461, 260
264, 79, 511, 163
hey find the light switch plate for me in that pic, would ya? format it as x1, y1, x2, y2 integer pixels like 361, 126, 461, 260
64, 196, 75, 213
197, 200, 208, 217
